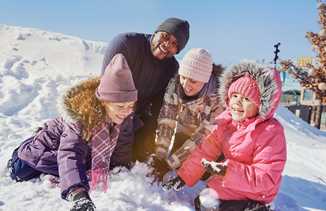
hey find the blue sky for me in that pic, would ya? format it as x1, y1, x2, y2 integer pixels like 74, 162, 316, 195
0, 0, 322, 65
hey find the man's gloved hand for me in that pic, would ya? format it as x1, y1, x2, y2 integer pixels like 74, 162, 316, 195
70, 191, 96, 211
201, 158, 227, 176
161, 175, 185, 192
147, 154, 170, 182
155, 145, 169, 161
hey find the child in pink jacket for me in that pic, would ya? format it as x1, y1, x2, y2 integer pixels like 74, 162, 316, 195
162, 62, 287, 211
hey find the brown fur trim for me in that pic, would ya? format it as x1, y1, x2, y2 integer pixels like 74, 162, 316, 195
62, 77, 106, 141
212, 63, 225, 78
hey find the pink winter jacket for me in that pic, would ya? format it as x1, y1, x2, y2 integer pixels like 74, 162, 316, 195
177, 63, 287, 203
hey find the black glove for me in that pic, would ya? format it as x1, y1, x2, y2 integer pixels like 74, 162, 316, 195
148, 154, 170, 182
201, 158, 227, 176
70, 191, 96, 211
161, 176, 185, 192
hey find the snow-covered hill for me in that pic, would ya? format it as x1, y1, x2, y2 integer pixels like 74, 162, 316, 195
1, 25, 326, 211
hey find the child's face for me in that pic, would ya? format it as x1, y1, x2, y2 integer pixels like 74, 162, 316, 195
229, 92, 259, 121
102, 101, 135, 124
179, 75, 205, 96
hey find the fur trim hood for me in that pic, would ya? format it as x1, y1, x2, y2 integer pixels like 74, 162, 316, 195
219, 62, 282, 120
57, 77, 106, 139
212, 63, 224, 78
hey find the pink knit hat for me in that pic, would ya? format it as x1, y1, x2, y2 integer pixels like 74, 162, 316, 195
96, 54, 137, 102
227, 73, 261, 107
178, 48, 213, 83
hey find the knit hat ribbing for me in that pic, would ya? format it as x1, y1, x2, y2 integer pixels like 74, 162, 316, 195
155, 17, 190, 53
178, 48, 213, 83
227, 73, 261, 107
96, 54, 137, 102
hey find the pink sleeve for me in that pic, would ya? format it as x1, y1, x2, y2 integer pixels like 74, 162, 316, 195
177, 128, 223, 186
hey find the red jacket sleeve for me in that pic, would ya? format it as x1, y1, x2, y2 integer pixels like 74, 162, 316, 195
177, 127, 223, 186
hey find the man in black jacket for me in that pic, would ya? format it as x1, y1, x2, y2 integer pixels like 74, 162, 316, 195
101, 17, 190, 168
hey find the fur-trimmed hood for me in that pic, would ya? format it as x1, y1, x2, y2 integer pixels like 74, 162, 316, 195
212, 63, 224, 78
57, 77, 106, 139
219, 62, 282, 120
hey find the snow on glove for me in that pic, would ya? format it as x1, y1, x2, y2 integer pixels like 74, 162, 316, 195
70, 191, 96, 211
201, 158, 227, 176
161, 175, 185, 192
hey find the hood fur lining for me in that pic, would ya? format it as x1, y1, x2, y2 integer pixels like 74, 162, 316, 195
56, 77, 106, 140
219, 62, 280, 119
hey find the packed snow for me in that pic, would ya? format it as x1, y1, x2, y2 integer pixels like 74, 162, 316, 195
0, 25, 326, 211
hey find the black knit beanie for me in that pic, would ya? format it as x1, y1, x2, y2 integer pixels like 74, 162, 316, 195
155, 17, 190, 53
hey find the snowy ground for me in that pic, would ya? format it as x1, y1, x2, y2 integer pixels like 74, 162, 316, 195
1, 25, 326, 211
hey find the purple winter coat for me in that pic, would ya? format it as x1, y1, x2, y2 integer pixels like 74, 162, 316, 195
18, 117, 92, 199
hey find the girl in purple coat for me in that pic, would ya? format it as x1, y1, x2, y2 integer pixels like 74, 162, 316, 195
7, 54, 137, 211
